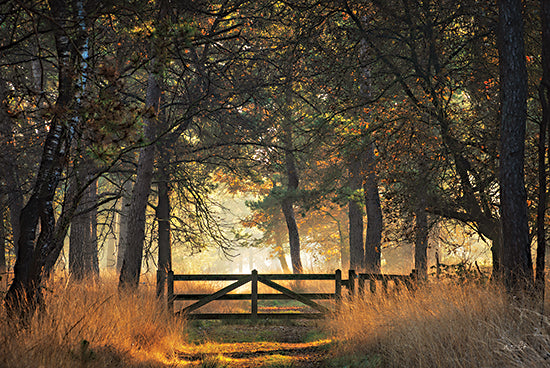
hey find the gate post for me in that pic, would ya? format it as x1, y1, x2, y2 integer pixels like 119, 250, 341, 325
335, 269, 342, 310
251, 269, 258, 322
335, 269, 342, 300
167, 270, 174, 315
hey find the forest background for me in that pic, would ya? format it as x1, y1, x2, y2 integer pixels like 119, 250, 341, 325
0, 0, 545, 318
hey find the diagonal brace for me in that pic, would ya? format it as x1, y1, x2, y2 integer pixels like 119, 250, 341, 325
258, 277, 331, 314
178, 275, 252, 315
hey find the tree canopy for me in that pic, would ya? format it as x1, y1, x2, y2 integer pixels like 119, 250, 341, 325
0, 0, 546, 317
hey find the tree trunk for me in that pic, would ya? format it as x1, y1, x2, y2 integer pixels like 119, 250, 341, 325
0, 81, 23, 258
69, 203, 88, 280
118, 71, 161, 289
364, 142, 382, 273
119, 0, 167, 289
156, 164, 172, 298
117, 179, 132, 272
535, 0, 550, 299
491, 234, 502, 277
327, 212, 348, 270
278, 110, 303, 275
88, 179, 99, 279
5, 0, 77, 319
414, 198, 429, 281
69, 168, 98, 281
281, 132, 303, 274
274, 227, 290, 273
498, 0, 534, 294
105, 231, 116, 269
0, 201, 7, 276
348, 153, 364, 271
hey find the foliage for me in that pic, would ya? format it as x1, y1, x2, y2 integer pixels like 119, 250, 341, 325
0, 0, 547, 300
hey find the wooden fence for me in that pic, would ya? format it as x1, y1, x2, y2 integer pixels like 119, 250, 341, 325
167, 269, 416, 320
353, 269, 418, 294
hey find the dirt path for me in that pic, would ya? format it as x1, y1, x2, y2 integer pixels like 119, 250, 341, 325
178, 321, 333, 367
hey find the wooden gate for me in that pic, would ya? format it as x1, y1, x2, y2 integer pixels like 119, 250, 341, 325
166, 269, 416, 320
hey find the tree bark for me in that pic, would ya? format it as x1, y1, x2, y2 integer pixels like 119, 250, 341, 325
69, 162, 99, 281
0, 81, 23, 258
117, 179, 132, 272
364, 142, 382, 273
281, 149, 303, 274
535, 0, 550, 299
0, 200, 7, 276
281, 119, 303, 274
414, 197, 429, 281
156, 162, 172, 298
119, 71, 162, 289
498, 0, 534, 294
89, 180, 99, 279
4, 0, 78, 319
69, 203, 87, 280
348, 153, 364, 271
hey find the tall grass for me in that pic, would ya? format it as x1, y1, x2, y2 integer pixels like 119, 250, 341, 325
0, 274, 187, 368
326, 282, 550, 368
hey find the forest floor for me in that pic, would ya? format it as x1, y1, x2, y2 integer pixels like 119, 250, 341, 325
179, 319, 335, 367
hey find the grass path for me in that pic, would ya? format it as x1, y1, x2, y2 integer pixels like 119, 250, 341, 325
178, 321, 334, 367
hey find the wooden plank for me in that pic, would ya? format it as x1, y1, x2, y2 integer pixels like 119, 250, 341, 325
173, 274, 248, 281
258, 274, 336, 280
173, 273, 336, 281
173, 293, 336, 301
359, 273, 413, 280
184, 313, 324, 320
177, 275, 252, 315
258, 277, 331, 314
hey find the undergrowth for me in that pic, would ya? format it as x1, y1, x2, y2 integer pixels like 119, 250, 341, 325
0, 274, 187, 368
325, 281, 550, 368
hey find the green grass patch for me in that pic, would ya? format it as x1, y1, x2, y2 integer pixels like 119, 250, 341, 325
259, 354, 295, 368
326, 353, 382, 368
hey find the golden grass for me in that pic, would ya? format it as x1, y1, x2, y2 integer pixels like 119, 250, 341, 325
325, 282, 550, 368
0, 273, 187, 368
6, 272, 550, 368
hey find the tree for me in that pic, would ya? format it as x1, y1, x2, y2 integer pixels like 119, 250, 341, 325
348, 154, 365, 270
535, 0, 550, 299
155, 148, 172, 297
340, 0, 506, 276
5, 0, 84, 319
0, 200, 7, 276
498, 0, 533, 293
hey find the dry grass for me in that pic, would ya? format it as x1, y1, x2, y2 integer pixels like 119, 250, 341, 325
6, 271, 550, 368
0, 273, 187, 368
326, 282, 550, 368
